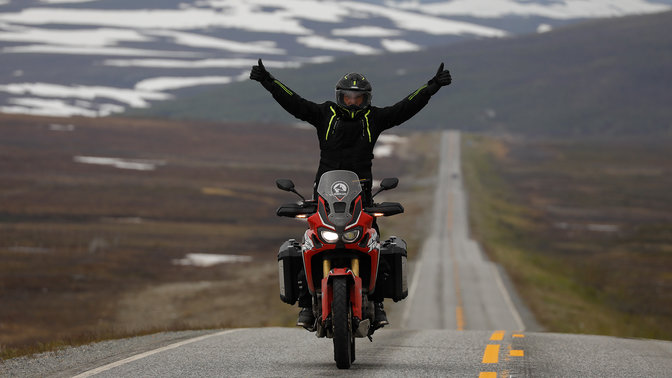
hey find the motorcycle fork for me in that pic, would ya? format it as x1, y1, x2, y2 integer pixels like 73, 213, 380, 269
324, 257, 359, 276
321, 257, 363, 324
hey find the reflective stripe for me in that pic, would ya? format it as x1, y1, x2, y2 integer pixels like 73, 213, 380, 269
408, 84, 427, 100
326, 106, 337, 140
364, 109, 371, 142
274, 80, 293, 96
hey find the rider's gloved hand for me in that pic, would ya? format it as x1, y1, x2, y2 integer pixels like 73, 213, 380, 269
250, 58, 274, 83
426, 63, 452, 95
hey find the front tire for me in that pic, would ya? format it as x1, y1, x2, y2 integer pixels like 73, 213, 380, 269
332, 277, 354, 369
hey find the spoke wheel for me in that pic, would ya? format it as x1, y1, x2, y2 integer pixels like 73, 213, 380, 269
332, 277, 354, 369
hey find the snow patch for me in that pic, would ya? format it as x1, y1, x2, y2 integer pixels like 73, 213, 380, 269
103, 57, 312, 69
0, 7, 313, 34
173, 253, 253, 267
73, 156, 166, 171
2, 44, 203, 57
48, 123, 76, 131
341, 2, 507, 37
0, 83, 172, 108
0, 26, 152, 47
145, 30, 285, 54
394, 0, 671, 20
332, 26, 402, 37
135, 76, 233, 92
381, 39, 421, 52
1, 98, 121, 117
537, 23, 553, 33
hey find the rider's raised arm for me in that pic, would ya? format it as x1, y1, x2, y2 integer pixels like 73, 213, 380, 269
376, 63, 452, 130
250, 59, 322, 125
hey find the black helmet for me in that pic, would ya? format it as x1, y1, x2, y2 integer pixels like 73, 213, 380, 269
335, 73, 372, 113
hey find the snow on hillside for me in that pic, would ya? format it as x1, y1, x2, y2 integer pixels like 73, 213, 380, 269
395, 0, 671, 19
0, 0, 669, 117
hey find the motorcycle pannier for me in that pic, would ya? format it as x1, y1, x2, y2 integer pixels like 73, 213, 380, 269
277, 239, 302, 304
379, 236, 408, 302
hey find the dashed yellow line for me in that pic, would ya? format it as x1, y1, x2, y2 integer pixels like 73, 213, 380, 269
482, 344, 500, 364
480, 332, 526, 376
490, 330, 505, 341
456, 306, 465, 331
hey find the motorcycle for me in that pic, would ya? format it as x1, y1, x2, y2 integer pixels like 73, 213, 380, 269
275, 170, 408, 369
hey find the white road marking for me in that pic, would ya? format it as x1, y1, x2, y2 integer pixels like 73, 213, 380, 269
491, 264, 526, 331
72, 329, 243, 377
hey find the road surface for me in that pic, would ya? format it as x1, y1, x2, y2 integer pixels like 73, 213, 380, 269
3, 131, 671, 377
401, 130, 529, 331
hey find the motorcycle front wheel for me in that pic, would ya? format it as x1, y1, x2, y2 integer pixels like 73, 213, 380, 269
332, 277, 355, 369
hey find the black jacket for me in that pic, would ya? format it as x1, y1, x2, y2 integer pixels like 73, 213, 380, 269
260, 77, 434, 187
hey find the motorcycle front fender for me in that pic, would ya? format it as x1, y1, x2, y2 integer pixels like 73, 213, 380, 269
321, 268, 363, 323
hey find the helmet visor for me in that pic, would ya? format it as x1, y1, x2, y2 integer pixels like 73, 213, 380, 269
336, 89, 371, 109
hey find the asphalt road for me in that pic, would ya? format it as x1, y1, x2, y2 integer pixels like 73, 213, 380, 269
3, 131, 671, 377
61, 328, 672, 377
402, 130, 528, 331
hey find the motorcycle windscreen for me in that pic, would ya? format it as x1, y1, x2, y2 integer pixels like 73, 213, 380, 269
316, 170, 363, 227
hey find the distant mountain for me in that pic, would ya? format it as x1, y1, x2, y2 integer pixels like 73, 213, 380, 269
137, 10, 672, 136
0, 0, 670, 118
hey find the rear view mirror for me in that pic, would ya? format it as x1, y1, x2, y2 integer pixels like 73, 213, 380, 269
372, 177, 399, 198
275, 178, 306, 201
380, 177, 398, 190
276, 179, 295, 192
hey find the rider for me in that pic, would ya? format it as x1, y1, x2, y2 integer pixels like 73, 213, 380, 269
251, 59, 452, 328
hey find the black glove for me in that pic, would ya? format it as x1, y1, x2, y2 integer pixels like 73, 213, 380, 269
427, 62, 452, 95
250, 58, 273, 83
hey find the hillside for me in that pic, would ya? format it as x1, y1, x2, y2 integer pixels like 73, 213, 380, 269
3, 1, 670, 118
133, 11, 672, 136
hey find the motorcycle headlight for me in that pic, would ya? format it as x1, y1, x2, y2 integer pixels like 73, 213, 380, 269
342, 228, 361, 243
320, 229, 339, 243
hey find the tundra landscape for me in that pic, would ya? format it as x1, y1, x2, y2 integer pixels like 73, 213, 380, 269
0, 113, 436, 358
1, 0, 671, 364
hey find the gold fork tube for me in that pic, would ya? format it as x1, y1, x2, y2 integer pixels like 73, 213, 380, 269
323, 258, 331, 278
351, 257, 360, 277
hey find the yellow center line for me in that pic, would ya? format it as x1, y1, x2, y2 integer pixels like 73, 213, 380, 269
456, 306, 464, 330
513, 334, 525, 338
482, 344, 500, 364
446, 192, 464, 331
479, 373, 497, 378
510, 349, 524, 357
490, 330, 505, 341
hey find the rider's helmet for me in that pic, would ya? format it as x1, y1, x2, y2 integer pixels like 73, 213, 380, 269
335, 73, 372, 113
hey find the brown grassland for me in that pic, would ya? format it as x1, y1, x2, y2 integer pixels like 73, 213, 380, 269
0, 114, 437, 359
3, 111, 670, 359
462, 133, 672, 340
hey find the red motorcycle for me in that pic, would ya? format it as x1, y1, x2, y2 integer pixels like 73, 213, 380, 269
275, 170, 408, 369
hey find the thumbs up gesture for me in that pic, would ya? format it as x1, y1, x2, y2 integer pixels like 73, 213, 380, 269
250, 59, 273, 82
432, 63, 452, 87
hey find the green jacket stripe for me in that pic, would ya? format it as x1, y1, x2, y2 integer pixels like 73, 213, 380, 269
364, 110, 372, 142
275, 80, 294, 96
326, 106, 337, 140
408, 84, 427, 100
